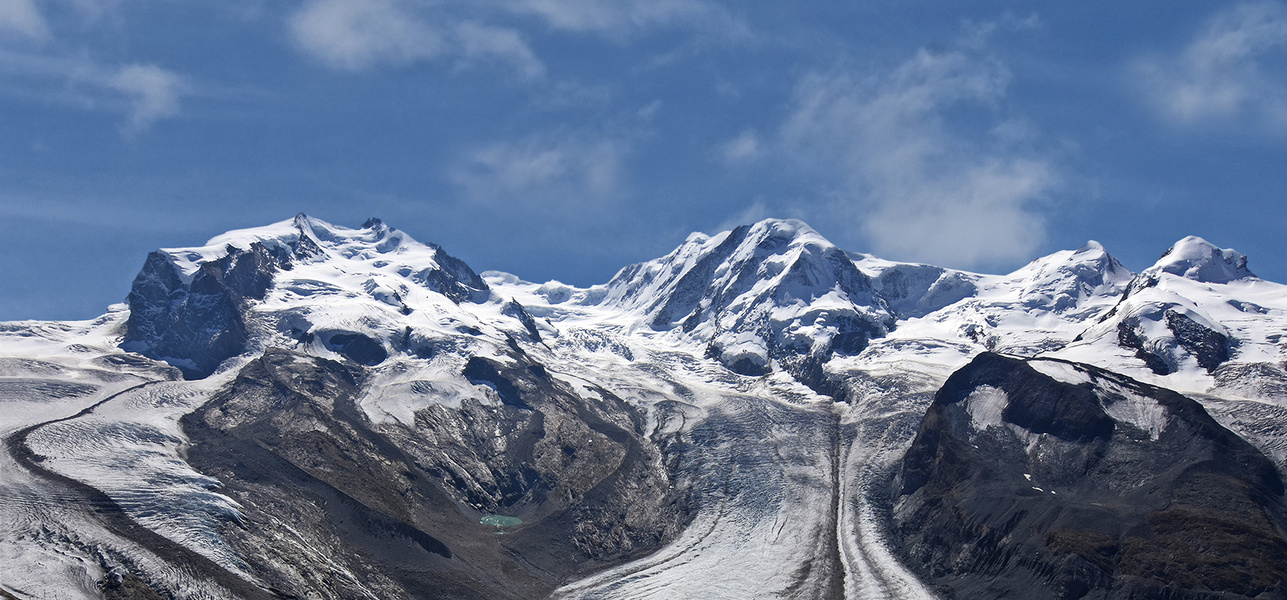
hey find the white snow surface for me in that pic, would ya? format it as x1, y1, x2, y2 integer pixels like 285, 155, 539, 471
1028, 359, 1093, 386
1148, 235, 1254, 283
964, 386, 1009, 431
1054, 248, 1287, 395
1097, 378, 1169, 440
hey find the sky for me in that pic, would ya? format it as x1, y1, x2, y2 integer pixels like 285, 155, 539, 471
2, 0, 1285, 320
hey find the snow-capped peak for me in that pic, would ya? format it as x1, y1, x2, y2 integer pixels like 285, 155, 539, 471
1146, 235, 1255, 284
120, 215, 510, 378
594, 218, 892, 376
1004, 239, 1133, 312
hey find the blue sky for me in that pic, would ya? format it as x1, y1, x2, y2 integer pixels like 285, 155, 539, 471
2, 0, 1285, 320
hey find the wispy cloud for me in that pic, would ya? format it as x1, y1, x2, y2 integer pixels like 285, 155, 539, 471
449, 132, 626, 212
288, 0, 746, 77
780, 43, 1058, 269
495, 0, 745, 40
289, 0, 546, 79
454, 21, 546, 80
959, 11, 1040, 50
289, 0, 447, 70
0, 50, 187, 135
111, 64, 187, 136
1135, 1, 1287, 131
0, 0, 49, 40
0, 0, 190, 136
713, 200, 769, 232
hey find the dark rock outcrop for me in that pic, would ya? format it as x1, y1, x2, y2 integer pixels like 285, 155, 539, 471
121, 243, 287, 379
1116, 310, 1233, 375
894, 353, 1287, 600
501, 299, 543, 343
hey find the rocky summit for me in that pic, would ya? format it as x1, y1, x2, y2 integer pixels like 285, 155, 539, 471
2, 216, 1286, 599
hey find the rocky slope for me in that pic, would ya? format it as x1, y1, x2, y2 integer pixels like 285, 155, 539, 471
895, 353, 1287, 599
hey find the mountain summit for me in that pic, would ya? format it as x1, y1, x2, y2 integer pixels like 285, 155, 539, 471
1149, 235, 1255, 284
597, 219, 892, 376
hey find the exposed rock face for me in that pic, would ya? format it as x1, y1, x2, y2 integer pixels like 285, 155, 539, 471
894, 352, 1287, 600
121, 243, 287, 379
1115, 308, 1234, 375
180, 348, 691, 599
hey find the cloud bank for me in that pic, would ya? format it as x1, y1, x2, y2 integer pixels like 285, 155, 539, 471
781, 48, 1056, 269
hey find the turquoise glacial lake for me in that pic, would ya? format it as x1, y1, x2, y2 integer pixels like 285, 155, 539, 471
480, 515, 523, 528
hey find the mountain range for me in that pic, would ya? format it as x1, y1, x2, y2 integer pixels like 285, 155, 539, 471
2, 214, 1285, 599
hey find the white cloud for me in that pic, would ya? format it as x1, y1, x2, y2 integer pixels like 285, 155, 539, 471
290, 0, 446, 70
960, 12, 1040, 50
1136, 1, 1287, 130
781, 48, 1057, 268
0, 50, 187, 135
286, 0, 744, 77
495, 0, 741, 39
455, 21, 545, 80
449, 133, 625, 211
289, 0, 546, 79
111, 64, 186, 136
0, 0, 49, 40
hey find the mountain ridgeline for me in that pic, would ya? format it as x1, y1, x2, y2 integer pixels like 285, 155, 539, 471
2, 214, 1286, 599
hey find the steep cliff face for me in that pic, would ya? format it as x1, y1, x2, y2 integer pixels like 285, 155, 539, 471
894, 353, 1287, 600
121, 243, 287, 378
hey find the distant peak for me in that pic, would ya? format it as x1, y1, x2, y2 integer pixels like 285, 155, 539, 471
292, 212, 325, 237
1075, 240, 1105, 254
749, 218, 813, 237
1150, 236, 1254, 283
362, 217, 386, 230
